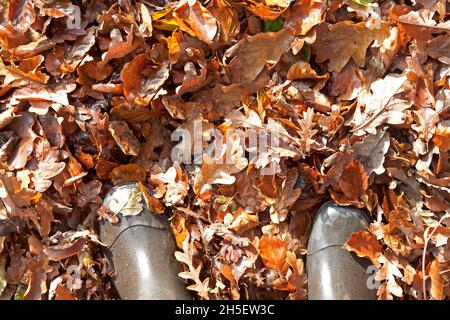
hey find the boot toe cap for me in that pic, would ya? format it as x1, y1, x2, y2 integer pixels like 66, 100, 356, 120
307, 201, 370, 254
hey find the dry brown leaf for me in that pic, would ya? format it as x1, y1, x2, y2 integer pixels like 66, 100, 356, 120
345, 230, 382, 266
108, 120, 140, 156
202, 133, 248, 185
338, 160, 368, 200
313, 21, 389, 72
0, 109, 15, 130
352, 130, 390, 176
433, 123, 450, 152
45, 238, 87, 261
283, 0, 325, 36
429, 258, 444, 300
226, 27, 294, 84
109, 164, 147, 185
287, 61, 328, 80
121, 52, 170, 106
259, 234, 289, 274
8, 0, 35, 33
238, 0, 289, 20
170, 214, 188, 249
173, 0, 218, 43
208, 0, 240, 43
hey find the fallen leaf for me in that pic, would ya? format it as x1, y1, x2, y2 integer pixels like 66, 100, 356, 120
45, 238, 87, 261
226, 27, 294, 84
173, 0, 218, 43
345, 230, 382, 266
9, 0, 36, 33
313, 21, 389, 72
108, 120, 140, 156
338, 160, 369, 200
433, 122, 450, 152
259, 234, 289, 274
109, 164, 147, 185
170, 214, 188, 249
0, 109, 15, 130
61, 27, 97, 74
121, 52, 170, 106
352, 130, 390, 176
268, 168, 301, 224
208, 0, 239, 43
283, 0, 326, 36
287, 61, 328, 80
427, 35, 450, 65
23, 266, 46, 300
202, 133, 248, 185
352, 73, 409, 136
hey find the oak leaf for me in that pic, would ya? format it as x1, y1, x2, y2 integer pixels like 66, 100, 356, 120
45, 238, 87, 261
352, 130, 390, 176
267, 168, 301, 224
226, 27, 294, 84
352, 73, 409, 136
202, 132, 248, 185
313, 21, 389, 72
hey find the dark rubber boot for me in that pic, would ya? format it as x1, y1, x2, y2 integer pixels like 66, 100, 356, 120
99, 183, 191, 300
307, 201, 377, 300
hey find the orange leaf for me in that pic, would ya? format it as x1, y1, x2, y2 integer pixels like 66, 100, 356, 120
312, 21, 389, 72
208, 0, 240, 43
430, 258, 444, 300
108, 120, 141, 156
95, 160, 120, 180
170, 215, 188, 249
137, 181, 164, 214
121, 52, 170, 106
55, 284, 78, 300
259, 234, 288, 274
345, 230, 382, 266
109, 164, 147, 185
173, 0, 218, 43
45, 238, 87, 261
338, 160, 368, 200
433, 126, 450, 152
220, 264, 237, 287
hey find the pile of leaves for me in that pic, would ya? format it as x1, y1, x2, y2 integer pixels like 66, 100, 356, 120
0, 0, 449, 300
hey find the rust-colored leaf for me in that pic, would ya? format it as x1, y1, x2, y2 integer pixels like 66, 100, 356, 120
109, 164, 147, 185
170, 214, 188, 249
173, 0, 218, 43
345, 230, 382, 266
108, 120, 141, 156
259, 234, 289, 274
429, 258, 444, 300
338, 160, 369, 200
45, 238, 87, 261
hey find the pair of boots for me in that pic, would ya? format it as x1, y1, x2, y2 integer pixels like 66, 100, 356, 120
99, 184, 377, 300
